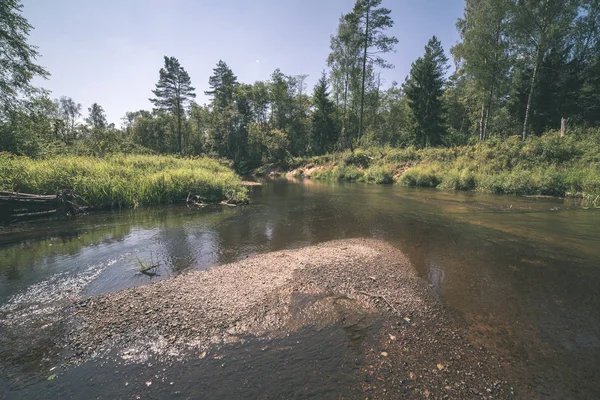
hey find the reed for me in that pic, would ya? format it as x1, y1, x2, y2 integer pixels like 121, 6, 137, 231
0, 154, 248, 209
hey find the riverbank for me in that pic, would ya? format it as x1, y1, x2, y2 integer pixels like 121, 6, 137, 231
0, 154, 248, 210
286, 131, 600, 198
60, 239, 511, 398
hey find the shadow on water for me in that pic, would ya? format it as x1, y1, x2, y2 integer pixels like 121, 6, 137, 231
1, 179, 600, 398
3, 325, 372, 400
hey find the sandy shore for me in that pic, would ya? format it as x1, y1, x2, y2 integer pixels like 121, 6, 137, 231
67, 239, 512, 398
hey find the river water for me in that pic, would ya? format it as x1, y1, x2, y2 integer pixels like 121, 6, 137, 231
1, 179, 599, 399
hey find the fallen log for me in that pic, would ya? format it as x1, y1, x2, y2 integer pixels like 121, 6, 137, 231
0, 191, 87, 223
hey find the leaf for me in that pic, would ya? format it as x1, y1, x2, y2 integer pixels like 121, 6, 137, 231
437, 363, 444, 370
47, 374, 57, 381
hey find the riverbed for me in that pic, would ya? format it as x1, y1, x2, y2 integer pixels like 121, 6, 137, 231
1, 179, 599, 398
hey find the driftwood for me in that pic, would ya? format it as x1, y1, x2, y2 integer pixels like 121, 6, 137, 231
0, 191, 86, 222
358, 290, 398, 314
186, 192, 207, 208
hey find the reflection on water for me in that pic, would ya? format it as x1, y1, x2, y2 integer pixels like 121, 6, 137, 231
1, 180, 599, 398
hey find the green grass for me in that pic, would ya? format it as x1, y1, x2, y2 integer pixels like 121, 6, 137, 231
292, 130, 600, 197
0, 154, 248, 209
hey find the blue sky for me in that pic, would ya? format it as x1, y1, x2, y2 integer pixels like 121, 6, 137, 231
23, 0, 464, 124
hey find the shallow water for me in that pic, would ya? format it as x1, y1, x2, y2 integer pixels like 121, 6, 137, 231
1, 180, 599, 398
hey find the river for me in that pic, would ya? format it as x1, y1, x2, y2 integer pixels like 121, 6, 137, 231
1, 179, 599, 399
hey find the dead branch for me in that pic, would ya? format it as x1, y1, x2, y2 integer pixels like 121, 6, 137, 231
358, 290, 398, 314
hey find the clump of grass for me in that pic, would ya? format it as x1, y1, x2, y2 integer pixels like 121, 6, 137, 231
136, 253, 160, 276
399, 165, 443, 187
364, 165, 394, 184
334, 165, 364, 181
0, 153, 248, 209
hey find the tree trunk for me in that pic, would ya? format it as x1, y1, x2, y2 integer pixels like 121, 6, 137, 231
177, 104, 182, 154
358, 3, 370, 147
479, 103, 485, 141
342, 71, 349, 149
483, 106, 490, 141
561, 117, 568, 137
522, 48, 541, 141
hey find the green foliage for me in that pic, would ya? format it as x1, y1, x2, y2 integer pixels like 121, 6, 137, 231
248, 123, 290, 167
205, 60, 238, 109
0, 154, 248, 209
364, 165, 394, 183
311, 72, 339, 155
0, 0, 49, 117
404, 36, 449, 148
343, 149, 372, 168
150, 56, 196, 153
291, 130, 600, 196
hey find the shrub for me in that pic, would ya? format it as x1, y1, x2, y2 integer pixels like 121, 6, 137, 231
364, 165, 394, 184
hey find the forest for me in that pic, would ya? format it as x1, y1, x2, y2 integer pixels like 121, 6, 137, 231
1, 0, 600, 200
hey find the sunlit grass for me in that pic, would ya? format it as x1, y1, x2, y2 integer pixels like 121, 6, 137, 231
0, 154, 248, 209
293, 130, 600, 197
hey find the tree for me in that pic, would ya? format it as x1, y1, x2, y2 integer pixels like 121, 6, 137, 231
328, 15, 363, 149
86, 103, 107, 130
404, 36, 449, 148
311, 72, 338, 154
0, 0, 49, 118
268, 69, 311, 156
511, 0, 579, 140
150, 56, 196, 153
452, 0, 512, 140
345, 0, 398, 145
0, 94, 58, 156
58, 96, 82, 140
205, 60, 238, 109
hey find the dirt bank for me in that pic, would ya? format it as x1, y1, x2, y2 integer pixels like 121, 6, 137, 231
67, 239, 512, 398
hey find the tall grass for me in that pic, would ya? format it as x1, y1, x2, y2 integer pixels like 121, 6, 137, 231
292, 130, 600, 197
0, 154, 248, 209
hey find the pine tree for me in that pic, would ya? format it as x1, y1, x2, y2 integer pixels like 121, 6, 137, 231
150, 56, 196, 153
345, 0, 397, 146
205, 60, 238, 109
311, 72, 338, 155
404, 36, 449, 148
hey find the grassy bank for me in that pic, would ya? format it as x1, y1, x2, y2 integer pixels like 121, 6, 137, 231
0, 154, 248, 209
290, 131, 600, 197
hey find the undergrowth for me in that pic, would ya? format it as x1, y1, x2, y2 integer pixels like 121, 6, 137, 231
293, 130, 600, 197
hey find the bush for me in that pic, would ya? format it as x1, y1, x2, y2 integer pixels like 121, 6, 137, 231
334, 165, 364, 181
399, 165, 442, 187
343, 149, 372, 168
364, 165, 394, 184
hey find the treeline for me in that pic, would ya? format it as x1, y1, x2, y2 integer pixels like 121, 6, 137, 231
2, 0, 600, 172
